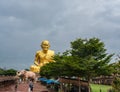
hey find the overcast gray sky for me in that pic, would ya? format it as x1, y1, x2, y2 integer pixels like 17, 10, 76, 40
0, 0, 120, 70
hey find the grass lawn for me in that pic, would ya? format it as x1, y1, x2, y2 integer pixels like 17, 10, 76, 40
90, 84, 112, 92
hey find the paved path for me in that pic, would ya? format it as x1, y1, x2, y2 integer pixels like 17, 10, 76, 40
0, 82, 49, 92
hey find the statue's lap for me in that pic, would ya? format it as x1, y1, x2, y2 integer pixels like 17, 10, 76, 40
30, 65, 40, 73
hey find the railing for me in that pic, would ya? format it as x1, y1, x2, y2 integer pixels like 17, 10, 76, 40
0, 76, 16, 88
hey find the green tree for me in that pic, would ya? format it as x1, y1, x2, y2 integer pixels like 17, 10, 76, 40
4, 69, 17, 76
111, 56, 120, 92
40, 37, 113, 92
41, 38, 113, 80
69, 37, 113, 92
112, 77, 120, 92
0, 68, 5, 75
70, 38, 113, 76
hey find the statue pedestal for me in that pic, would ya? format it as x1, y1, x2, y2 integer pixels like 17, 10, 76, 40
30, 65, 40, 73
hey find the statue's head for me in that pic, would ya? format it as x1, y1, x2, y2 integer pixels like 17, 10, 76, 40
41, 40, 50, 51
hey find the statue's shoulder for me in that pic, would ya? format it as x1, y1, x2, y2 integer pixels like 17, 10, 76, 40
36, 50, 42, 54
48, 50, 55, 55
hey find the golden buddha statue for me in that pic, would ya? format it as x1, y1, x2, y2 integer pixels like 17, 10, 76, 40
30, 40, 55, 73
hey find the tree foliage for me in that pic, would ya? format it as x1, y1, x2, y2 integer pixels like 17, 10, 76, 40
111, 56, 120, 92
0, 68, 5, 75
40, 37, 114, 80
0, 68, 17, 76
70, 38, 113, 79
112, 77, 120, 92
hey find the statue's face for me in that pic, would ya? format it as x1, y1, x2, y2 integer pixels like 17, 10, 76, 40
41, 40, 50, 51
